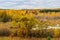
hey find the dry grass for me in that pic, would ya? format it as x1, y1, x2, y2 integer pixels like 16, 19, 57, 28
0, 37, 60, 40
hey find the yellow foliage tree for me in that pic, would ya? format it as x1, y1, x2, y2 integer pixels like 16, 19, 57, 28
53, 29, 59, 37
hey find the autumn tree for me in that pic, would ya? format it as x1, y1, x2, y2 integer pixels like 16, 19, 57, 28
0, 11, 11, 22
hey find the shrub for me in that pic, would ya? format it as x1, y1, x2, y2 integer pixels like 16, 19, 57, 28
0, 12, 11, 22
47, 36, 51, 40
0, 29, 10, 36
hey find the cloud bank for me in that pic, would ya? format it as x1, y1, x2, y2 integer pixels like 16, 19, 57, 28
0, 0, 60, 9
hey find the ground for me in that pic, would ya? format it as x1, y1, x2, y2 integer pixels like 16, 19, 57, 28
0, 37, 60, 40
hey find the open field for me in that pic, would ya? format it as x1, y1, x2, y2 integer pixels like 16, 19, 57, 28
0, 37, 60, 40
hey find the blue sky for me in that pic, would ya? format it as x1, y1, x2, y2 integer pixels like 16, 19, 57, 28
0, 0, 60, 9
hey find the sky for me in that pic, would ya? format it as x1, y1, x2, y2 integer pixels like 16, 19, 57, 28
0, 0, 60, 9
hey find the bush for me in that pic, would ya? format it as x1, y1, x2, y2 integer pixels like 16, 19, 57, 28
0, 29, 10, 36
47, 36, 51, 40
0, 12, 11, 22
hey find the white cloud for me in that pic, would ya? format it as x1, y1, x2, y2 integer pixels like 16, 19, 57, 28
0, 2, 17, 7
10, 0, 22, 1
0, 0, 60, 9
0, 0, 5, 1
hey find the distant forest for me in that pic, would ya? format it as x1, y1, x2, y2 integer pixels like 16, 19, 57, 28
40, 9, 60, 13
